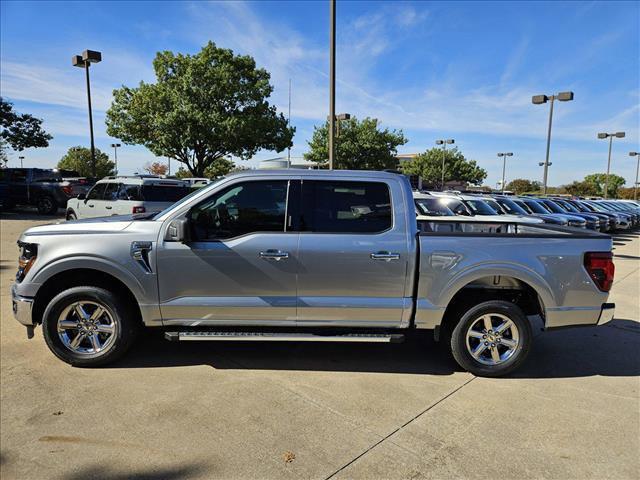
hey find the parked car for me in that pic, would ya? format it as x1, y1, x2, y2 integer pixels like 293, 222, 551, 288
65, 176, 191, 219
12, 170, 615, 377
0, 167, 89, 215
491, 196, 569, 226
550, 198, 610, 232
567, 199, 624, 231
582, 201, 632, 230
517, 197, 587, 229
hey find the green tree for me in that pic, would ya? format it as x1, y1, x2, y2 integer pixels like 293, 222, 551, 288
1, 97, 52, 162
106, 41, 294, 177
143, 161, 169, 176
401, 147, 487, 187
564, 180, 600, 197
174, 156, 235, 179
583, 173, 626, 197
304, 117, 407, 170
505, 178, 541, 194
58, 146, 115, 178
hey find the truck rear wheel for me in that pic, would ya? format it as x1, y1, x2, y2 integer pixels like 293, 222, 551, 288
450, 300, 531, 377
37, 195, 58, 215
42, 286, 138, 367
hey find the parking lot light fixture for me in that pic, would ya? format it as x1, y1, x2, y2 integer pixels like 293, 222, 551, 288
497, 152, 514, 193
531, 91, 574, 194
436, 139, 455, 190
598, 131, 626, 198
110, 143, 121, 176
73, 50, 102, 178
630, 151, 640, 200
18, 155, 25, 168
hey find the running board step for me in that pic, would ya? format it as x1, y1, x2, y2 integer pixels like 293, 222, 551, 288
165, 331, 405, 343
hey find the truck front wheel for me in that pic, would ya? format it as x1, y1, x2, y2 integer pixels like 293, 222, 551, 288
450, 300, 532, 377
42, 286, 138, 367
36, 195, 58, 215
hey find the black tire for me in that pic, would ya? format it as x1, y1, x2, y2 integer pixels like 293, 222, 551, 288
36, 195, 58, 215
42, 286, 138, 367
66, 209, 77, 220
450, 300, 532, 377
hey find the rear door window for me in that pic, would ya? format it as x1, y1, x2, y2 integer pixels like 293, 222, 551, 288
141, 184, 191, 202
301, 181, 392, 233
118, 184, 141, 201
87, 183, 107, 200
103, 183, 120, 201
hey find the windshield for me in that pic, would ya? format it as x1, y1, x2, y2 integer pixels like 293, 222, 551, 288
438, 198, 472, 216
415, 198, 455, 216
522, 199, 550, 214
151, 178, 224, 219
539, 199, 565, 213
554, 199, 579, 213
570, 201, 590, 212
483, 199, 507, 214
586, 202, 609, 212
464, 199, 498, 215
496, 198, 529, 215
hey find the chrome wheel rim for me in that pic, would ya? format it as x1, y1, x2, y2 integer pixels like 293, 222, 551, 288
57, 301, 117, 356
465, 313, 520, 366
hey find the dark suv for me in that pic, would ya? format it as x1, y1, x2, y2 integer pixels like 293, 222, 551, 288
0, 168, 91, 215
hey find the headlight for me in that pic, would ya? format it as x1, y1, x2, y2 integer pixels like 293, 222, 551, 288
16, 241, 38, 283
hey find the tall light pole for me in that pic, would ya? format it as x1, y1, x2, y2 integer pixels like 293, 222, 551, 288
532, 91, 574, 194
597, 131, 625, 198
435, 139, 454, 190
18, 155, 25, 168
73, 50, 102, 178
111, 143, 121, 176
497, 152, 513, 193
287, 78, 292, 168
630, 151, 640, 201
328, 0, 336, 170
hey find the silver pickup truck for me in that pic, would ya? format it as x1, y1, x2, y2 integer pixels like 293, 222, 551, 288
11, 170, 615, 376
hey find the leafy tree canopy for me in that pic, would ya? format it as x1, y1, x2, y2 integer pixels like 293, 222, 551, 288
401, 147, 487, 187
563, 180, 600, 197
505, 178, 541, 194
583, 173, 626, 198
173, 157, 236, 179
304, 117, 407, 170
58, 146, 114, 178
1, 97, 52, 163
106, 41, 294, 177
143, 161, 169, 176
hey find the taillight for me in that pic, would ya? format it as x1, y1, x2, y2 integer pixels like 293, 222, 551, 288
132, 206, 146, 214
584, 252, 614, 292
62, 185, 73, 196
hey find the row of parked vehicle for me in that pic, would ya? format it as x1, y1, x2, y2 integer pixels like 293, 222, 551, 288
413, 190, 640, 233
1, 168, 209, 217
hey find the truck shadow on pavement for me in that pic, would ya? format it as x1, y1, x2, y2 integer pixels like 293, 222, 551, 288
111, 319, 640, 379
60, 463, 207, 480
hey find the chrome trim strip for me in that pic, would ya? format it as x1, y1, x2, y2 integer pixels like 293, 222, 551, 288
168, 332, 403, 342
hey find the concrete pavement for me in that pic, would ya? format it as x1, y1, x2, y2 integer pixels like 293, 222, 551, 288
1, 212, 638, 480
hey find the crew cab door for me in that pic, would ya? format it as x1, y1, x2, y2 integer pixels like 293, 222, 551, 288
157, 178, 299, 326
296, 179, 411, 327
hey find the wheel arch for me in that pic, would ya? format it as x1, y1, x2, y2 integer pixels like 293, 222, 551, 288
32, 267, 143, 327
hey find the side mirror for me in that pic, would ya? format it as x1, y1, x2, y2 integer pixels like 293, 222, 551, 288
165, 218, 190, 242
77, 193, 86, 200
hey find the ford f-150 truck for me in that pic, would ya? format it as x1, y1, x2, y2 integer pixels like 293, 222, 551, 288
11, 170, 616, 376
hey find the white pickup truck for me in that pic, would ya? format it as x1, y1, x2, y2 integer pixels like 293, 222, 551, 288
12, 170, 615, 376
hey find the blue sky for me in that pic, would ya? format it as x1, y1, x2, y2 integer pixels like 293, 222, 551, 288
1, 0, 638, 187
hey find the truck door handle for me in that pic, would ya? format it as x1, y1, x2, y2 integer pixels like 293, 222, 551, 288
88, 204, 94, 207
370, 251, 400, 261
105, 206, 112, 210
259, 250, 290, 261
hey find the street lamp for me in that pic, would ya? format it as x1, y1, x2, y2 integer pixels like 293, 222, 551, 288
111, 143, 121, 176
435, 139, 454, 190
532, 91, 574, 194
18, 155, 25, 168
72, 49, 102, 178
629, 151, 639, 201
328, 0, 336, 170
497, 152, 513, 193
597, 131, 625, 198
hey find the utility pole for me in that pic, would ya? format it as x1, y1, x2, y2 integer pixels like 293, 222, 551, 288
287, 78, 292, 168
328, 0, 336, 170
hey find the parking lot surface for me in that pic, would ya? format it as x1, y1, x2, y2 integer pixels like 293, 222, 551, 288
1, 211, 638, 480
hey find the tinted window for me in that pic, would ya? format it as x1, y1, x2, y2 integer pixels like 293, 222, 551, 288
464, 199, 498, 215
87, 183, 107, 200
10, 169, 28, 183
141, 185, 191, 202
513, 200, 533, 214
32, 170, 62, 182
103, 183, 120, 201
438, 198, 471, 216
540, 200, 565, 213
190, 180, 288, 240
484, 199, 506, 214
524, 200, 551, 213
497, 198, 528, 215
118, 184, 141, 200
302, 181, 392, 233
